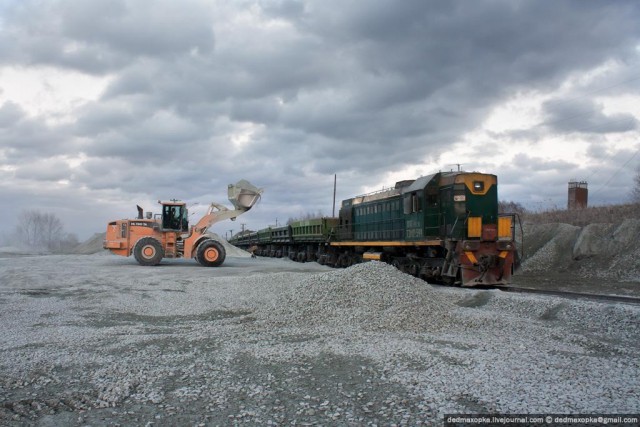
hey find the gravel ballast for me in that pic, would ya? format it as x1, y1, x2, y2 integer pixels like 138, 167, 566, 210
0, 254, 639, 425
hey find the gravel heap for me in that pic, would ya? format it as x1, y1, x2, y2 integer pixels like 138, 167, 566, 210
521, 219, 640, 281
72, 233, 107, 254
1, 255, 639, 425
260, 261, 456, 332
203, 233, 251, 258
520, 223, 580, 272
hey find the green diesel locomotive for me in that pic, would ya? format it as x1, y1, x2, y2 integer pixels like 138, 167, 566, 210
231, 171, 518, 287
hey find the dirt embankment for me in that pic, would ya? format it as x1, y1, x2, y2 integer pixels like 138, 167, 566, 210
519, 218, 640, 282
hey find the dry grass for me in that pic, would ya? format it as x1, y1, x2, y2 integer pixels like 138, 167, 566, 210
522, 203, 640, 226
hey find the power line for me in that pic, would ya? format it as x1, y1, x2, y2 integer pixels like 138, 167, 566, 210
589, 147, 640, 197
544, 72, 640, 108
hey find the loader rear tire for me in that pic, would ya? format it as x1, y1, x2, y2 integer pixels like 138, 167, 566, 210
196, 240, 226, 267
133, 237, 164, 266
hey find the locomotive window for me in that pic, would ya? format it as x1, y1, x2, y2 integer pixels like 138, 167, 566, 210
473, 181, 484, 192
403, 196, 412, 214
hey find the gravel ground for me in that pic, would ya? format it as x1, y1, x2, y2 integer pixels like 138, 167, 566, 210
1, 253, 639, 426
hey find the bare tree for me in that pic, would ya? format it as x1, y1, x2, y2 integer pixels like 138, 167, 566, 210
498, 200, 527, 214
15, 210, 77, 252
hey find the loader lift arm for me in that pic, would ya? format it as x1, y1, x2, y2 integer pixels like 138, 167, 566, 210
193, 180, 263, 235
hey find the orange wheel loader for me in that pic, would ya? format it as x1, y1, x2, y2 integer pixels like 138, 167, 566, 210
103, 180, 262, 266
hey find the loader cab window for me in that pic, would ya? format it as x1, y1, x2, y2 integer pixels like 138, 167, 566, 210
162, 205, 189, 231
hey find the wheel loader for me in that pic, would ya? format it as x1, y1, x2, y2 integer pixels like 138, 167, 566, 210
103, 180, 262, 266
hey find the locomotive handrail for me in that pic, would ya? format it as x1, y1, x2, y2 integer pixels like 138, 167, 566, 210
449, 214, 469, 239
498, 212, 524, 269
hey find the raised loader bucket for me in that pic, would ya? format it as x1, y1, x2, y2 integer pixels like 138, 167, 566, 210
228, 179, 263, 211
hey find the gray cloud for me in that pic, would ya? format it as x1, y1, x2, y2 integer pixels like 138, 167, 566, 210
0, 0, 214, 74
0, 102, 26, 127
1, 0, 640, 239
542, 99, 639, 134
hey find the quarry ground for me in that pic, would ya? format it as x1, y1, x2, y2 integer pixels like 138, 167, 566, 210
1, 251, 639, 426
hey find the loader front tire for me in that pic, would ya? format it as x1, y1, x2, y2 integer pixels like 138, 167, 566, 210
196, 240, 226, 267
133, 237, 164, 266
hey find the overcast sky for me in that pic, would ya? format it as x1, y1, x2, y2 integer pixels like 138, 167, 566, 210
1, 0, 640, 241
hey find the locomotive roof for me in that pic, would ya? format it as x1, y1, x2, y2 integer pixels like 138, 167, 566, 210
351, 187, 402, 205
402, 173, 439, 194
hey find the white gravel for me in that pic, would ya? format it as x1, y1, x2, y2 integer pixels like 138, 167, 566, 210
0, 254, 638, 425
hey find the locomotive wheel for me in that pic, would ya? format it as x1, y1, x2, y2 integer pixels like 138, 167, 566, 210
196, 240, 226, 267
133, 237, 164, 266
337, 253, 350, 268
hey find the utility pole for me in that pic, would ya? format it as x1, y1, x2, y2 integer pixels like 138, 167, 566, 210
332, 174, 337, 217
241, 223, 246, 234
229, 229, 233, 240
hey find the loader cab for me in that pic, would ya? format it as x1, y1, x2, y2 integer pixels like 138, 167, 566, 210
160, 201, 189, 232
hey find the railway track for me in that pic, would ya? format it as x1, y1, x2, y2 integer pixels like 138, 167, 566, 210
497, 285, 640, 305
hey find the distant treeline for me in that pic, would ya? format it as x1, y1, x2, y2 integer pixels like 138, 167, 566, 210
1, 210, 79, 253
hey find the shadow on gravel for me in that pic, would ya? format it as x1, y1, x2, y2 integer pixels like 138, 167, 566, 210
81, 310, 254, 328
456, 292, 493, 308
539, 303, 566, 320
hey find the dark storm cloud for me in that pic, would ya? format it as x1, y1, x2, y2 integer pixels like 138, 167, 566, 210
542, 99, 639, 134
0, 0, 214, 74
1, 0, 640, 237
0, 115, 76, 161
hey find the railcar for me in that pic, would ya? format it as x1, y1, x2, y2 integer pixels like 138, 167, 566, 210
289, 217, 340, 262
231, 171, 518, 287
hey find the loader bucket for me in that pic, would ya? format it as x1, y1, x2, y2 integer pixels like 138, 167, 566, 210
228, 180, 263, 211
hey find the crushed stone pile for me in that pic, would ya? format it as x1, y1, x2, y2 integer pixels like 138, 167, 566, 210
260, 261, 456, 332
204, 233, 251, 258
520, 223, 580, 272
72, 232, 107, 254
521, 219, 640, 281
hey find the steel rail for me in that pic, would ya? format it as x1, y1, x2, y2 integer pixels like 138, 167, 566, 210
497, 286, 640, 305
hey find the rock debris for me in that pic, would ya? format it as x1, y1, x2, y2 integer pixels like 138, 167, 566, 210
0, 254, 638, 425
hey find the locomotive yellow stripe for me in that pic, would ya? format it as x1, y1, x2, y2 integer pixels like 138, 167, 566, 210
465, 251, 478, 264
330, 240, 443, 247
